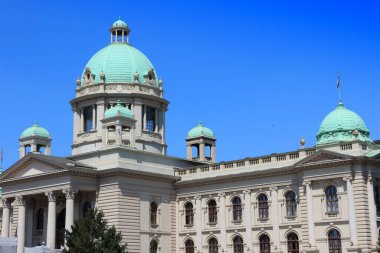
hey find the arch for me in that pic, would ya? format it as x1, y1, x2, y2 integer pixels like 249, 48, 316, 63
232, 196, 242, 221
36, 208, 44, 231
327, 229, 342, 253
150, 202, 158, 226
208, 199, 217, 223
184, 202, 194, 226
150, 239, 158, 253
208, 237, 218, 253
285, 190, 297, 217
83, 201, 91, 217
258, 193, 269, 219
259, 234, 270, 253
287, 232, 299, 253
233, 235, 244, 253
325, 185, 339, 212
185, 238, 195, 253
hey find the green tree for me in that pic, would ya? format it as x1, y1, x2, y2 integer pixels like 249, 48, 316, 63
63, 208, 127, 253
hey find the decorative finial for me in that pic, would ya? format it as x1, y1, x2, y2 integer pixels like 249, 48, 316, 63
76, 77, 81, 86
116, 100, 121, 106
134, 71, 140, 83
100, 70, 105, 81
34, 121, 39, 126
198, 121, 203, 126
300, 137, 305, 148
118, 16, 122, 20
353, 129, 359, 138
158, 79, 163, 87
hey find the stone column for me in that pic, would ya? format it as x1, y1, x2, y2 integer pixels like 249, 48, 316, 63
133, 100, 143, 137
31, 143, 37, 153
199, 141, 205, 161
115, 124, 122, 145
46, 192, 57, 249
64, 188, 77, 233
243, 190, 253, 251
15, 196, 26, 253
72, 105, 80, 141
270, 187, 281, 252
19, 145, 25, 159
211, 145, 216, 162
186, 145, 192, 160
154, 108, 159, 133
218, 193, 227, 251
143, 105, 147, 131
303, 180, 317, 251
92, 105, 96, 130
367, 176, 378, 247
343, 176, 358, 246
194, 196, 202, 251
96, 100, 105, 137
1, 198, 11, 237
80, 108, 84, 133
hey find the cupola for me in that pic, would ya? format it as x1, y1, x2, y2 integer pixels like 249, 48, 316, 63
110, 17, 131, 44
19, 122, 52, 158
316, 102, 371, 145
186, 122, 216, 162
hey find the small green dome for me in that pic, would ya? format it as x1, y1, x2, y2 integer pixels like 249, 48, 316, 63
112, 17, 128, 28
316, 102, 371, 145
83, 43, 157, 85
104, 101, 134, 119
21, 122, 50, 139
187, 122, 215, 139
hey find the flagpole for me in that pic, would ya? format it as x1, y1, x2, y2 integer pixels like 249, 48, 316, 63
0, 148, 3, 173
337, 71, 341, 102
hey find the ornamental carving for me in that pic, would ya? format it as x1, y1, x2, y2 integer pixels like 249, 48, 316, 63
45, 191, 57, 202
106, 85, 117, 91
63, 188, 78, 200
1, 198, 11, 209
15, 196, 26, 206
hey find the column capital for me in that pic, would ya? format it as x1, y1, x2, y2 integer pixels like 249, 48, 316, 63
303, 180, 312, 186
368, 175, 374, 184
218, 192, 226, 198
45, 191, 57, 202
243, 189, 251, 195
1, 198, 11, 209
269, 186, 278, 192
63, 188, 78, 200
15, 195, 26, 206
194, 195, 201, 201
343, 176, 353, 183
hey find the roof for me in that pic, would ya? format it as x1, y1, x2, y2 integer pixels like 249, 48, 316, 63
112, 17, 128, 28
83, 43, 157, 85
316, 102, 371, 145
104, 101, 134, 119
21, 122, 50, 139
187, 122, 215, 139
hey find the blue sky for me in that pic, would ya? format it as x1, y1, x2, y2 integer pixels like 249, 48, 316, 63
0, 0, 379, 169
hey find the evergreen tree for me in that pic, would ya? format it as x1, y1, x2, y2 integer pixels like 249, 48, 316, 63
63, 208, 127, 253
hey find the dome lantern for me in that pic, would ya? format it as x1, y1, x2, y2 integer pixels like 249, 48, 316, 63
186, 122, 216, 162
19, 122, 52, 158
110, 17, 131, 44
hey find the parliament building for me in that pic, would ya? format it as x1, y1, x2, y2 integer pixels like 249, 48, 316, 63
0, 19, 380, 253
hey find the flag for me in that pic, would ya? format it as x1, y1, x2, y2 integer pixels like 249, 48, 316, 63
337, 76, 340, 88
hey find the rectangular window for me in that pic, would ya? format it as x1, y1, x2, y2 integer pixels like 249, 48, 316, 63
83, 106, 93, 132
146, 106, 156, 132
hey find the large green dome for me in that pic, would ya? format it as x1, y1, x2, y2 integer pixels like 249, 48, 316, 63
316, 102, 371, 145
83, 43, 157, 85
187, 122, 215, 139
21, 122, 50, 139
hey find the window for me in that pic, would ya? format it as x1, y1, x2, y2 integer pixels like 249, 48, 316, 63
83, 106, 94, 132
185, 239, 195, 253
36, 208, 44, 230
150, 240, 158, 253
285, 191, 297, 217
208, 199, 217, 223
287, 233, 299, 253
208, 238, 218, 253
259, 234, 270, 253
185, 202, 194, 226
233, 236, 244, 253
258, 194, 269, 219
146, 106, 156, 132
232, 197, 242, 221
326, 186, 339, 212
83, 201, 91, 217
150, 202, 158, 226
328, 229, 342, 253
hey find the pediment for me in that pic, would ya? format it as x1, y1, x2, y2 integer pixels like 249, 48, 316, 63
295, 150, 352, 167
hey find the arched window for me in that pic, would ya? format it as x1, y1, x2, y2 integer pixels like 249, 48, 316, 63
36, 208, 44, 231
326, 186, 339, 212
208, 199, 217, 223
328, 229, 342, 253
208, 237, 218, 253
232, 197, 242, 221
233, 236, 244, 253
185, 202, 194, 226
185, 239, 195, 253
150, 240, 158, 253
259, 234, 270, 253
285, 191, 297, 217
258, 194, 269, 219
287, 233, 299, 253
83, 201, 91, 217
150, 202, 158, 226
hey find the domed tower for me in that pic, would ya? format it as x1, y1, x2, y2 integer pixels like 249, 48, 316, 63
186, 122, 216, 162
316, 102, 371, 145
19, 122, 51, 158
70, 18, 168, 155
